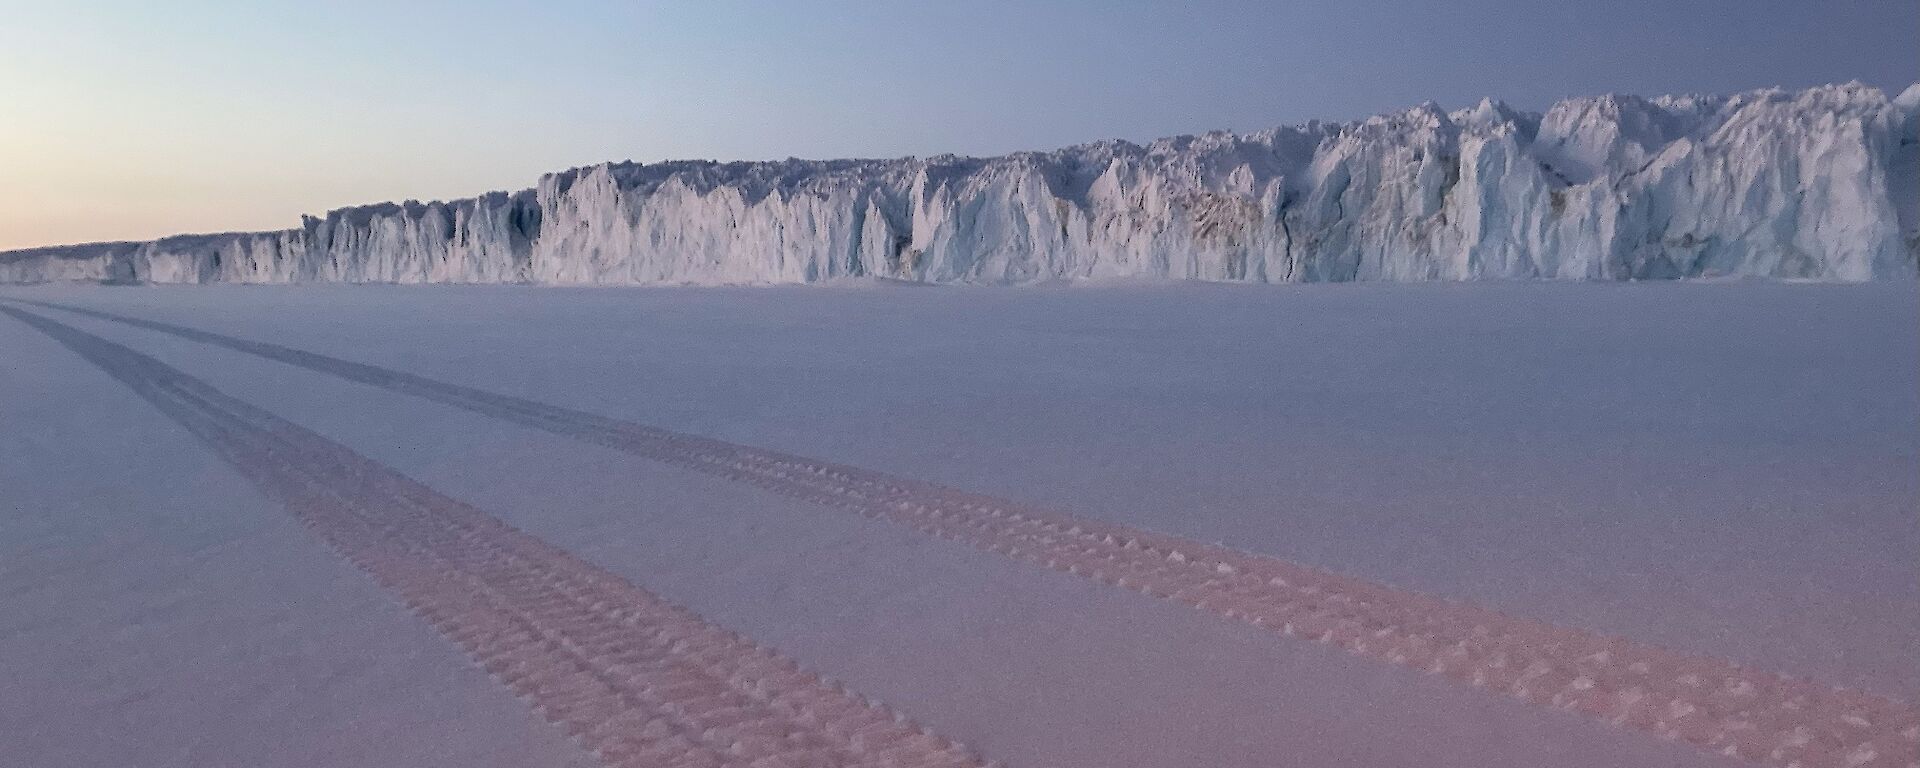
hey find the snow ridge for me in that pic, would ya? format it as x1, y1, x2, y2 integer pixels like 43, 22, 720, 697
5, 82, 1916, 285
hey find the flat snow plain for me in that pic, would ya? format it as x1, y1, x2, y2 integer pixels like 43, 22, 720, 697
1, 280, 1914, 768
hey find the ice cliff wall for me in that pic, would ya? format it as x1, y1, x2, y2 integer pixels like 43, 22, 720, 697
5, 82, 1916, 285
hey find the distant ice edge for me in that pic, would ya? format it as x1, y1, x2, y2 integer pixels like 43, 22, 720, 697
6, 82, 1917, 286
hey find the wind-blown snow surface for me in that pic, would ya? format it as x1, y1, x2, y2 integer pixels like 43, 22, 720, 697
5, 83, 1918, 285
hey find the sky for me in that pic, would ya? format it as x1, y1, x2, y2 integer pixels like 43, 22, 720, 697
2, 0, 1915, 251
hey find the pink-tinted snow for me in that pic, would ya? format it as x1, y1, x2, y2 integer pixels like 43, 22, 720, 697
3, 281, 1914, 767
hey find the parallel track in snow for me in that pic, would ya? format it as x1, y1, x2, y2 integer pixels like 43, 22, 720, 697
19, 299, 1920, 768
1, 304, 990, 768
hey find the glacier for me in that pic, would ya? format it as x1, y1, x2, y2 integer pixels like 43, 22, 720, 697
4, 82, 1916, 285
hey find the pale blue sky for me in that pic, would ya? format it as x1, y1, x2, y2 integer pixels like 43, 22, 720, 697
2, 0, 1914, 250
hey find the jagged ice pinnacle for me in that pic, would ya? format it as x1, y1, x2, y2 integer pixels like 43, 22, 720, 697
5, 82, 1916, 285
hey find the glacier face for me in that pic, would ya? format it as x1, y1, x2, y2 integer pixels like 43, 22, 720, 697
5, 82, 1917, 286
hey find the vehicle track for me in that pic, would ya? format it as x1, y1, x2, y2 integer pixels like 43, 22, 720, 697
16, 298, 1920, 768
1, 304, 991, 768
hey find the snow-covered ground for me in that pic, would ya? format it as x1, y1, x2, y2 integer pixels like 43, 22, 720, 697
2, 281, 1914, 768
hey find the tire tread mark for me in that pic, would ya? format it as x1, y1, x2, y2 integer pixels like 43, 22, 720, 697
19, 299, 1920, 768
1, 304, 991, 768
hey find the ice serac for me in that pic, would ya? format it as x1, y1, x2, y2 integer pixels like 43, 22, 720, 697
5, 82, 1916, 285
